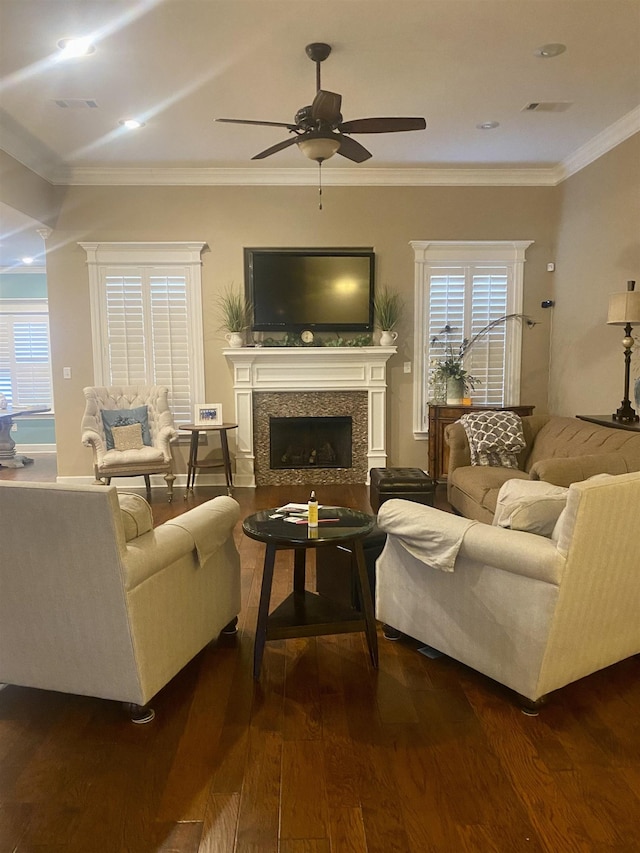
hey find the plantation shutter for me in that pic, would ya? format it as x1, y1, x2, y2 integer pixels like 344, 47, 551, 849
427, 265, 509, 406
0, 313, 53, 408
102, 268, 193, 423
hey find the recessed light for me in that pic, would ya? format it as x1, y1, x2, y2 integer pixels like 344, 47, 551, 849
119, 119, 145, 130
477, 121, 499, 130
21, 256, 35, 265
534, 43, 567, 59
56, 37, 96, 58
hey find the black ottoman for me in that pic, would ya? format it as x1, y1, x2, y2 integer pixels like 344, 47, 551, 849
369, 467, 436, 513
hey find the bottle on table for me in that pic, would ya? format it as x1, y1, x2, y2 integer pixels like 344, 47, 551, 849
308, 490, 318, 528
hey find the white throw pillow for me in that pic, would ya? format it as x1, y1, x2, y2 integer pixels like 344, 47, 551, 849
493, 479, 569, 537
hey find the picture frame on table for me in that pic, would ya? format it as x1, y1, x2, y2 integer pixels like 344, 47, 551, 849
193, 403, 223, 426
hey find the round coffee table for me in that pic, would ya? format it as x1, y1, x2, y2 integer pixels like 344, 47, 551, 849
243, 506, 378, 679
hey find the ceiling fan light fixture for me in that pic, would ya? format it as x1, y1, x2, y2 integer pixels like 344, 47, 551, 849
297, 134, 340, 162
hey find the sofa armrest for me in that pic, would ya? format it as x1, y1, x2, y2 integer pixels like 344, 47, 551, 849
164, 495, 240, 564
82, 428, 106, 457
122, 495, 240, 590
379, 500, 563, 584
528, 451, 632, 487
444, 421, 472, 474
156, 425, 178, 460
458, 521, 564, 585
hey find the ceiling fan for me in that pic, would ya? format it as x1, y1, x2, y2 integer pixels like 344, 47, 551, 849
216, 43, 426, 164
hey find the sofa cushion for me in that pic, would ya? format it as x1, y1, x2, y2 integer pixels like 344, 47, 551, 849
526, 416, 640, 471
493, 480, 568, 537
118, 492, 153, 541
450, 465, 529, 521
102, 406, 151, 450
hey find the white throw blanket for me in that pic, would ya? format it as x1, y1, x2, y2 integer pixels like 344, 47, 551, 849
164, 517, 228, 567
377, 499, 478, 572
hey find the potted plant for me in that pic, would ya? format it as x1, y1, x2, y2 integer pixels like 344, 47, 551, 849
430, 313, 537, 404
374, 286, 404, 346
217, 285, 252, 347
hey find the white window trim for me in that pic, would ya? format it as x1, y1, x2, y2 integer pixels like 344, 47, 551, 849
410, 240, 533, 439
80, 241, 207, 404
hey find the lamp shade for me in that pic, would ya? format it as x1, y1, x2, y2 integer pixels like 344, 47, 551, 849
608, 280, 640, 325
297, 133, 341, 163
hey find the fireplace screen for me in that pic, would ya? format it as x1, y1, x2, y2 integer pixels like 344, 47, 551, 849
270, 416, 353, 470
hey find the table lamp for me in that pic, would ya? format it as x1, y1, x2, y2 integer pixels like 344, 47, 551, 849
608, 280, 640, 422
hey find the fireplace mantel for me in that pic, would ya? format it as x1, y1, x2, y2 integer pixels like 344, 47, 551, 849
223, 347, 396, 486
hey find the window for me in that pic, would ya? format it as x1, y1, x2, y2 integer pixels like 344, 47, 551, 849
0, 301, 53, 408
81, 242, 206, 424
411, 241, 532, 437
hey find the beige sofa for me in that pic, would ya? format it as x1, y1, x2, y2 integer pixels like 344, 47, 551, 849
0, 482, 241, 721
445, 414, 640, 522
376, 471, 640, 708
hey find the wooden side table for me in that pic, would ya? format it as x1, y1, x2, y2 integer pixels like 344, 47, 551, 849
428, 403, 535, 482
180, 423, 238, 496
576, 415, 640, 432
242, 507, 378, 680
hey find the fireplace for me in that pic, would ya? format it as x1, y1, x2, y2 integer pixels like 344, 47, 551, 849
270, 416, 352, 470
223, 346, 395, 486
253, 391, 367, 486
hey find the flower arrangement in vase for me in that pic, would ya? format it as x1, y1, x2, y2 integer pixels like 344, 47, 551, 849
430, 313, 537, 404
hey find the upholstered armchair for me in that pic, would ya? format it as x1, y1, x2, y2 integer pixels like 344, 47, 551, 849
376, 472, 640, 711
82, 385, 177, 501
0, 482, 242, 722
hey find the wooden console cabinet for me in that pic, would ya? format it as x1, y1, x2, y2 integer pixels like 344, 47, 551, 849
428, 403, 535, 482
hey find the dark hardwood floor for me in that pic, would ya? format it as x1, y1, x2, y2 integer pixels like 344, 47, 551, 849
2, 456, 640, 852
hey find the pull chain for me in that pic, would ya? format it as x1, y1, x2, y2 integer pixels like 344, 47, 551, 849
318, 160, 323, 210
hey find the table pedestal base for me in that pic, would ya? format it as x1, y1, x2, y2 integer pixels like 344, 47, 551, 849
0, 454, 34, 469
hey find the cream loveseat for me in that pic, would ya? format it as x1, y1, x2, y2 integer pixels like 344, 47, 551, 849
445, 414, 640, 521
0, 482, 241, 721
376, 472, 640, 709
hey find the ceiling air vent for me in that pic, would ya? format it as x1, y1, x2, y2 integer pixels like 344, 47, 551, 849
54, 99, 99, 109
522, 102, 572, 112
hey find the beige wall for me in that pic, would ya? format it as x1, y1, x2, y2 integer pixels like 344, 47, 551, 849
43, 181, 558, 478
3, 136, 638, 481
552, 132, 640, 417
0, 150, 64, 227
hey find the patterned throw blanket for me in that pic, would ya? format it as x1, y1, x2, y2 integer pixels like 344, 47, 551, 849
459, 410, 526, 468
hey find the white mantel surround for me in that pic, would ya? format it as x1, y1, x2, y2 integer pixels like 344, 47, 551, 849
223, 347, 396, 487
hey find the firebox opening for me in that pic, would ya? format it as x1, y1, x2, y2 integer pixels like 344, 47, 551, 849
270, 416, 352, 470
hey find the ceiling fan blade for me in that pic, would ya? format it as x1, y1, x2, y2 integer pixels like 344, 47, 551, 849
217, 118, 299, 130
311, 90, 342, 124
251, 136, 299, 160
339, 117, 426, 134
335, 134, 372, 163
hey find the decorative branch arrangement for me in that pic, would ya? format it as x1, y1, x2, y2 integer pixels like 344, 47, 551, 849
429, 313, 538, 397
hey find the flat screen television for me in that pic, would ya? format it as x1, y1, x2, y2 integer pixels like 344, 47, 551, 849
244, 247, 375, 333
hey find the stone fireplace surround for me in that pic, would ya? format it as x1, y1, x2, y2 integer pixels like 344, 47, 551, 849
223, 347, 396, 487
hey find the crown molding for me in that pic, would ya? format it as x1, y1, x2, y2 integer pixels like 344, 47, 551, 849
558, 106, 640, 182
53, 164, 562, 187
3, 108, 637, 189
